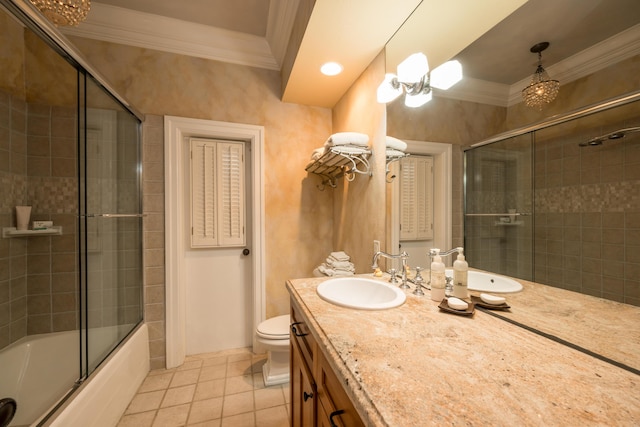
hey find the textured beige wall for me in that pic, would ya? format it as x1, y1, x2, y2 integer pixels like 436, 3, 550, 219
0, 12, 25, 97
67, 37, 334, 367
331, 52, 387, 272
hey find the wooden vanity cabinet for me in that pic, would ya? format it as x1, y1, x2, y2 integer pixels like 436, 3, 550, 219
290, 300, 364, 427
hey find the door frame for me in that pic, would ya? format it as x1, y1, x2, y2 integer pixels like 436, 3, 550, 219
390, 140, 452, 262
164, 116, 265, 368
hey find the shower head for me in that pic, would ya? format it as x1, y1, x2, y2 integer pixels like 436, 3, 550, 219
579, 126, 640, 147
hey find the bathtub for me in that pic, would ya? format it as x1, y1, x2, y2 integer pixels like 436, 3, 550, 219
0, 324, 149, 427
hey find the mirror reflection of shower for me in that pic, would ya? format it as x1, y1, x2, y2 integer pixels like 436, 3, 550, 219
579, 126, 640, 146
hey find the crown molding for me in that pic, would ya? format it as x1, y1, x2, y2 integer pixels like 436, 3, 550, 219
61, 2, 280, 70
266, 0, 299, 69
438, 23, 640, 107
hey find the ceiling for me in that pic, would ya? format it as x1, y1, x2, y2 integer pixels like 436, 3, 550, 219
62, 0, 640, 108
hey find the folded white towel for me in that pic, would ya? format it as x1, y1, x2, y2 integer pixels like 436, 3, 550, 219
386, 136, 407, 152
330, 251, 350, 261
310, 147, 325, 161
325, 132, 369, 148
318, 263, 354, 276
325, 257, 355, 271
386, 148, 406, 158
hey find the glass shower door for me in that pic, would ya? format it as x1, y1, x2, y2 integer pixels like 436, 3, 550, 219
80, 75, 143, 375
464, 133, 534, 281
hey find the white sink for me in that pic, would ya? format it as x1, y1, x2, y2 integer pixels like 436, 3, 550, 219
316, 277, 406, 310
445, 269, 523, 293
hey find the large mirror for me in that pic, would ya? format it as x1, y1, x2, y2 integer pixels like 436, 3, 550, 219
384, 0, 640, 373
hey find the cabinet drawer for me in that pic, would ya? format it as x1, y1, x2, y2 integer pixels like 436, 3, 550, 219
290, 303, 316, 369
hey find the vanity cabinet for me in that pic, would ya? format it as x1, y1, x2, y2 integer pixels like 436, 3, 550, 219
290, 301, 364, 427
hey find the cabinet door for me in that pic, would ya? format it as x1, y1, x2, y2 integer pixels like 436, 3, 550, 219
291, 340, 316, 427
315, 350, 364, 427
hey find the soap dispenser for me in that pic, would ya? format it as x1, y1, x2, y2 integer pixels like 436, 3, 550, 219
453, 249, 469, 299
430, 250, 446, 301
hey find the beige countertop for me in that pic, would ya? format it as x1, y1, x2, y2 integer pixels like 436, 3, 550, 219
286, 274, 640, 426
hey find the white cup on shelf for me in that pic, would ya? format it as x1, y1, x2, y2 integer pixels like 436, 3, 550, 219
16, 206, 32, 230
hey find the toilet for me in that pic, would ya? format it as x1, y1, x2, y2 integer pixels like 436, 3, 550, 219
256, 314, 290, 386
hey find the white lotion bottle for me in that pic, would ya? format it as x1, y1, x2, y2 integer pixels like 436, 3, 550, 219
430, 251, 446, 301
453, 250, 469, 299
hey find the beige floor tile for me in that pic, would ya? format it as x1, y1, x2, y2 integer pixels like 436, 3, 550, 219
161, 384, 196, 408
255, 405, 289, 427
252, 373, 266, 390
220, 412, 256, 427
188, 397, 224, 424
178, 359, 204, 371
125, 390, 165, 414
170, 368, 201, 387
139, 372, 174, 393
194, 379, 225, 401
202, 355, 228, 367
200, 364, 227, 381
117, 410, 155, 427
227, 359, 252, 377
188, 420, 221, 427
152, 403, 190, 427
222, 390, 254, 417
254, 387, 285, 410
226, 348, 253, 362
281, 383, 290, 404
225, 374, 254, 395
148, 367, 176, 376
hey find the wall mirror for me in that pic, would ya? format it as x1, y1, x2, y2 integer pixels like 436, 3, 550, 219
383, 0, 640, 374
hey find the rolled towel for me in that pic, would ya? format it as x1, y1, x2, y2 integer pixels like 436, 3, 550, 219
386, 136, 407, 152
325, 132, 369, 148
310, 147, 325, 161
330, 251, 350, 261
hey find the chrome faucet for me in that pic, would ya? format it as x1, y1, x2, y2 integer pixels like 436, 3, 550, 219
372, 251, 410, 289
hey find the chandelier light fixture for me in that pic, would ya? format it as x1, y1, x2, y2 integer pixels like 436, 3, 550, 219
29, 0, 91, 27
377, 52, 463, 108
521, 42, 560, 110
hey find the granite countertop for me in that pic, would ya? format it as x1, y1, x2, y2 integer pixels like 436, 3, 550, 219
286, 274, 640, 426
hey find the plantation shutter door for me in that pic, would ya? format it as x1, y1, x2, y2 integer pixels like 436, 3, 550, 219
400, 156, 434, 241
415, 156, 434, 240
190, 138, 245, 248
217, 142, 245, 246
400, 158, 416, 240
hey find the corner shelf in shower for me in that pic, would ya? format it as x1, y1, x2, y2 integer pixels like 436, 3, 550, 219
2, 226, 62, 238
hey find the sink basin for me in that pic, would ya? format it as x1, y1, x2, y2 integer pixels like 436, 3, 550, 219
317, 277, 406, 310
445, 269, 523, 293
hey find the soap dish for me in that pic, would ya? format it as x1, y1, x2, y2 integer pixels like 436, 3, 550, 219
470, 295, 510, 310
438, 298, 475, 316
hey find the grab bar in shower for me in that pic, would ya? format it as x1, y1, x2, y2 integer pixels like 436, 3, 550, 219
84, 214, 146, 218
465, 213, 531, 217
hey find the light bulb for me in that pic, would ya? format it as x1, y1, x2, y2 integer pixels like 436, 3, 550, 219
404, 90, 432, 108
397, 53, 428, 83
430, 60, 463, 90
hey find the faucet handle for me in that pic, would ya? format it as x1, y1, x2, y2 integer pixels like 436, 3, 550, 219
388, 268, 399, 284
412, 267, 425, 296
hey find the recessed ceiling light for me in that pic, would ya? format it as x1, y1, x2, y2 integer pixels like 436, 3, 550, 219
320, 62, 343, 76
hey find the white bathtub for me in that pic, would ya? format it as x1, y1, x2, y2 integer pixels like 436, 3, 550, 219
0, 324, 149, 427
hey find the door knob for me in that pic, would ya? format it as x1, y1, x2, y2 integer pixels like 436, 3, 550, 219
242, 248, 250, 256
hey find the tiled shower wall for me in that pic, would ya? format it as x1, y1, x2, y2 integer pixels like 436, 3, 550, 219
534, 116, 640, 306
0, 89, 79, 349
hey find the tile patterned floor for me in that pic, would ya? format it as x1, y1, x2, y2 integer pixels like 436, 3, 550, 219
117, 348, 290, 427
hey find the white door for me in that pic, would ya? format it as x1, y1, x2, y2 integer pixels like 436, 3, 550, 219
183, 139, 253, 355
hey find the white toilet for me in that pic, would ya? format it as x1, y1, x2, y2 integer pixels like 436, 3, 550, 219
256, 314, 290, 386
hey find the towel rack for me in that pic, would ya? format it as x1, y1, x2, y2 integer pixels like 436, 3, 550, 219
385, 151, 409, 182
305, 146, 372, 190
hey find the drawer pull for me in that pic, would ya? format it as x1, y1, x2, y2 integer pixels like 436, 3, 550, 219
329, 409, 345, 426
291, 322, 308, 337
303, 391, 314, 401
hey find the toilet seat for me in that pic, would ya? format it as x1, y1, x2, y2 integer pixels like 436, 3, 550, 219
256, 314, 290, 340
